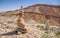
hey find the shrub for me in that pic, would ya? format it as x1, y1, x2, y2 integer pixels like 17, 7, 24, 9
36, 25, 40, 28
44, 20, 51, 34
55, 30, 60, 35
40, 34, 52, 38
6, 26, 11, 29
36, 25, 44, 30
45, 21, 49, 30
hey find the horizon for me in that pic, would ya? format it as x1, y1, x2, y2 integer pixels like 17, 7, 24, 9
0, 0, 60, 12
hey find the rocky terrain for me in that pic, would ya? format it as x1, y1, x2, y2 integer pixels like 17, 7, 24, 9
0, 4, 60, 38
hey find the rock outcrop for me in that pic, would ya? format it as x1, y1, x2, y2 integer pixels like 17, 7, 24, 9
23, 4, 60, 26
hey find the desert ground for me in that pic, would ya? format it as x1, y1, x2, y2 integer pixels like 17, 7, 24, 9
0, 16, 60, 38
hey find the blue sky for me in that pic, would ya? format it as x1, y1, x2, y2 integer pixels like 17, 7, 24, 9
0, 0, 60, 12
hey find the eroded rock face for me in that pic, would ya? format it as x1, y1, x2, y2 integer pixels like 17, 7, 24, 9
23, 4, 60, 26
0, 4, 60, 26
23, 12, 60, 26
23, 12, 46, 24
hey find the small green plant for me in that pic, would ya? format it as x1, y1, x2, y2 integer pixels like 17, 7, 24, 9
55, 30, 60, 35
36, 25, 40, 28
40, 34, 52, 38
0, 36, 1, 38
54, 30, 60, 38
6, 26, 11, 29
36, 25, 44, 30
44, 20, 50, 34
45, 21, 49, 30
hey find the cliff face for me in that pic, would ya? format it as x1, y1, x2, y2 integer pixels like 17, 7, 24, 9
0, 4, 60, 26
23, 4, 60, 26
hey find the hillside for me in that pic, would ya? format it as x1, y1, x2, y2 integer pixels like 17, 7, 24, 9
0, 4, 60, 26
0, 4, 60, 38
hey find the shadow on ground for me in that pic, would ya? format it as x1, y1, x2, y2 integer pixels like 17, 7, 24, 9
0, 30, 18, 36
0, 28, 27, 36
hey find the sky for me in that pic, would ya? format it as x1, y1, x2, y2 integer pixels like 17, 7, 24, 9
0, 0, 60, 12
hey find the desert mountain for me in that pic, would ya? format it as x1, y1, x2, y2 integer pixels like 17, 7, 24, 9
0, 4, 60, 26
